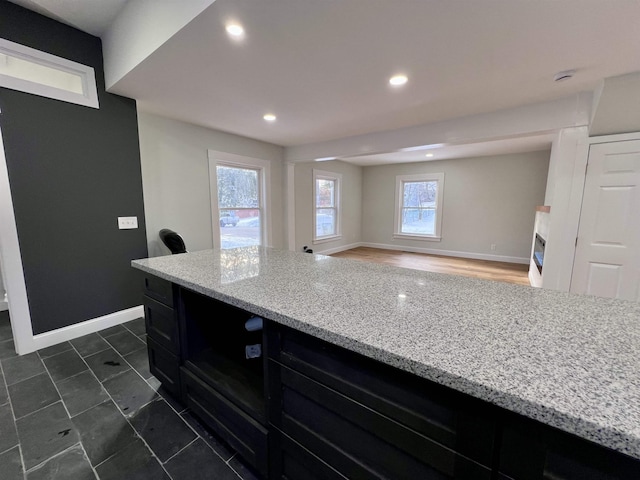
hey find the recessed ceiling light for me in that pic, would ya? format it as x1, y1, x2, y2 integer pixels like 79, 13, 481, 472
263, 114, 276, 122
425, 153, 434, 158
389, 75, 408, 87
315, 156, 337, 162
225, 23, 245, 38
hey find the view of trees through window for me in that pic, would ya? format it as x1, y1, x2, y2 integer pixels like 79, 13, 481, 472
401, 180, 437, 235
216, 165, 261, 249
315, 177, 337, 237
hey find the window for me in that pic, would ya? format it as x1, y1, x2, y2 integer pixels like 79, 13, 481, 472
216, 165, 263, 249
313, 169, 342, 243
0, 38, 99, 108
394, 173, 444, 240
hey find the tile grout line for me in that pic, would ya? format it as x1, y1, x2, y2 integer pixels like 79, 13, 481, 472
0, 358, 28, 480
67, 339, 176, 480
13, 399, 64, 422
4, 369, 47, 388
161, 436, 199, 465
23, 441, 85, 475
37, 349, 101, 480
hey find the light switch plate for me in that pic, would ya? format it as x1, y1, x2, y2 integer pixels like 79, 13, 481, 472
118, 216, 138, 229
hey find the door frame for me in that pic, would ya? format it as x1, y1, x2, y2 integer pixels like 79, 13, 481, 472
0, 118, 36, 354
207, 150, 272, 248
569, 131, 640, 293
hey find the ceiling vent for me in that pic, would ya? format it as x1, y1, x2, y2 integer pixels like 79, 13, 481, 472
554, 70, 576, 82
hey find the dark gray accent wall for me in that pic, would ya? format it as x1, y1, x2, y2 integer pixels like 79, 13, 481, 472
0, 1, 148, 334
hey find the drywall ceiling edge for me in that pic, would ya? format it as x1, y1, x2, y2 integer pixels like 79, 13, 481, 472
102, 0, 217, 89
284, 92, 593, 163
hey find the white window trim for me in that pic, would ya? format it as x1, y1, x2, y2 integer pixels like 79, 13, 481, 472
0, 38, 99, 109
313, 169, 342, 244
207, 151, 272, 248
394, 172, 444, 241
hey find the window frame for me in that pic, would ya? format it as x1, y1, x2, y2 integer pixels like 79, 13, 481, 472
208, 151, 272, 249
313, 169, 342, 244
0, 38, 99, 109
394, 172, 445, 241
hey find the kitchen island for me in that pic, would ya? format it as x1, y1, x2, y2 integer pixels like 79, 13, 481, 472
132, 247, 640, 479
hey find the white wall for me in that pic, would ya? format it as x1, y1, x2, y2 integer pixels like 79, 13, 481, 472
137, 112, 285, 257
362, 151, 550, 262
294, 160, 363, 253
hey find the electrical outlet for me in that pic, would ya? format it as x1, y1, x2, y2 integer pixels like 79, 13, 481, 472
245, 344, 262, 359
491, 243, 497, 251
118, 216, 138, 229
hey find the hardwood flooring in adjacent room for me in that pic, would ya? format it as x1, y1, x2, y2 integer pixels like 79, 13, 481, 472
330, 247, 531, 286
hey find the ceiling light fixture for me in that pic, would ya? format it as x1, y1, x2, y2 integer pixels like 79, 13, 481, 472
315, 156, 337, 162
263, 113, 276, 122
425, 153, 434, 158
225, 23, 245, 38
389, 74, 408, 87
554, 69, 575, 82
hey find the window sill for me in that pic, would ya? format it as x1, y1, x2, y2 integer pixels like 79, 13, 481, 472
393, 234, 441, 242
313, 235, 342, 245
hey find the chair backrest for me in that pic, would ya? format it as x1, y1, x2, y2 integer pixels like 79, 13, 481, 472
159, 229, 187, 254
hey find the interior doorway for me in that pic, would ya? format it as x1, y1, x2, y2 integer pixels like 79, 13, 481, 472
571, 139, 640, 300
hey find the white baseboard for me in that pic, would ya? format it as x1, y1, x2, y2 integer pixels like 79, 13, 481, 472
315, 242, 363, 256
32, 305, 144, 351
360, 242, 530, 264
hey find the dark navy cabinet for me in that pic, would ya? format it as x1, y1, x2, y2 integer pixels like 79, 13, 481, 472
141, 273, 640, 479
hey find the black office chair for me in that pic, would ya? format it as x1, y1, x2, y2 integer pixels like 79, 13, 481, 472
159, 229, 187, 254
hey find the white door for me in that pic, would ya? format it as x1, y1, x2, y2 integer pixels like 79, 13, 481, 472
571, 140, 640, 300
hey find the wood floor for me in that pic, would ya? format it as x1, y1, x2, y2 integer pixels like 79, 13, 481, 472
330, 247, 531, 286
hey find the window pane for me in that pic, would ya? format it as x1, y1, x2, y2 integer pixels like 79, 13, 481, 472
219, 208, 261, 249
0, 52, 83, 94
316, 208, 336, 237
316, 179, 335, 207
403, 181, 437, 208
216, 166, 259, 208
401, 208, 436, 235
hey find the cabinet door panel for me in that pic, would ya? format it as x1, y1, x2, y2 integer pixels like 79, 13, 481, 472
499, 416, 640, 480
147, 337, 180, 398
181, 368, 268, 476
144, 296, 179, 354
269, 430, 347, 480
268, 325, 496, 466
143, 274, 174, 307
271, 362, 492, 480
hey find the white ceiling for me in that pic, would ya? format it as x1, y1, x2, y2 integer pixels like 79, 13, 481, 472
9, 0, 130, 37
8, 0, 640, 162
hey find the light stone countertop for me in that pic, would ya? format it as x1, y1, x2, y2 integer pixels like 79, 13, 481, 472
132, 247, 640, 460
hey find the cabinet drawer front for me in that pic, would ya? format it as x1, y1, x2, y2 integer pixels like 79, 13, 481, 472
268, 325, 496, 466
271, 362, 492, 480
144, 296, 179, 354
181, 368, 268, 476
270, 430, 348, 480
147, 337, 180, 398
143, 275, 174, 307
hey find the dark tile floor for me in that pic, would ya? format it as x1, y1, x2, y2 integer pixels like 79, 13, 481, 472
0, 310, 261, 480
